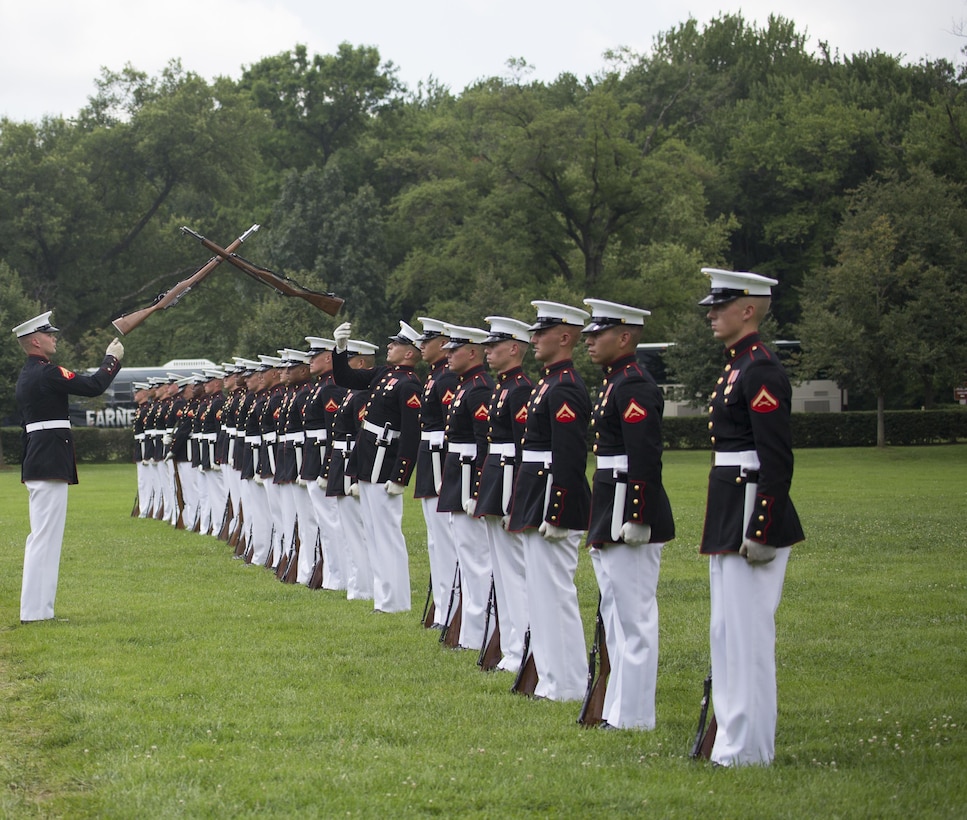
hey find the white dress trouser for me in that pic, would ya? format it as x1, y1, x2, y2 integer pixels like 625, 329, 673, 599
522, 528, 587, 701
422, 498, 457, 625
205, 467, 228, 536
176, 461, 197, 529
709, 549, 790, 767
246, 480, 272, 566
21, 480, 69, 621
358, 481, 411, 613
136, 461, 150, 517
293, 483, 319, 584
590, 541, 663, 729
484, 516, 528, 671
308, 483, 347, 590
337, 494, 373, 600
450, 511, 492, 649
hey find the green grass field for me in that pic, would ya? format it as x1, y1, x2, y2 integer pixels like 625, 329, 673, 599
1, 446, 964, 818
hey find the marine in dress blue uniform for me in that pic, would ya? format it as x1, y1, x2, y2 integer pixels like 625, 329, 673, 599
13, 311, 123, 622
324, 339, 379, 600
472, 316, 533, 672
437, 324, 494, 650
331, 320, 423, 613
582, 298, 674, 729
415, 317, 460, 629
301, 337, 349, 590
698, 268, 804, 767
507, 301, 591, 702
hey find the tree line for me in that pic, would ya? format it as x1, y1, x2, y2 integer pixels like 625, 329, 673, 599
2, 13, 966, 423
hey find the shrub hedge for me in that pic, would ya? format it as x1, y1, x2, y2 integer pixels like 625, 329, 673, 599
1, 409, 964, 467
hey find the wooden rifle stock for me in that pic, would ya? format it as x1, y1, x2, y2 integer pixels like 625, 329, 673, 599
131, 492, 140, 518
180, 227, 344, 316
421, 576, 435, 628
440, 564, 462, 647
477, 575, 502, 671
112, 224, 259, 335
577, 599, 611, 726
511, 628, 539, 696
218, 496, 233, 541
690, 670, 717, 759
308, 531, 324, 589
172, 466, 186, 530
282, 522, 300, 583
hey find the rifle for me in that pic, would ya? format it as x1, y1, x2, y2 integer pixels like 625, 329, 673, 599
577, 597, 611, 727
282, 522, 300, 584
477, 575, 502, 671
112, 224, 260, 335
172, 466, 186, 530
217, 496, 234, 541
264, 524, 277, 569
130, 492, 140, 518
308, 530, 324, 589
690, 670, 717, 760
440, 564, 463, 648
180, 226, 344, 316
154, 492, 166, 522
421, 576, 435, 628
230, 501, 245, 554
511, 627, 539, 697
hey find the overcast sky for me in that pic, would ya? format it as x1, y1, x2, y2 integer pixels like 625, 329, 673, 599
2, 0, 965, 122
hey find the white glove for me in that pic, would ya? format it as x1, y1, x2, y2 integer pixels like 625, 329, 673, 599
619, 522, 651, 545
349, 483, 360, 498
740, 539, 777, 565
297, 478, 307, 487
463, 498, 477, 516
501, 515, 511, 531
106, 337, 124, 361
162, 432, 172, 446
316, 476, 327, 489
538, 521, 569, 541
334, 322, 352, 353
253, 475, 264, 485
384, 480, 405, 496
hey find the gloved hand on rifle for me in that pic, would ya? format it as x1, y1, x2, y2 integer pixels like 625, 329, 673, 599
463, 498, 476, 516
538, 520, 568, 541
106, 337, 124, 361
349, 483, 359, 498
739, 538, 777, 565
334, 321, 352, 353
619, 522, 651, 545
385, 480, 405, 496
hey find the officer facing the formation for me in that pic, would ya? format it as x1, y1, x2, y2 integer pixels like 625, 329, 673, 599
508, 300, 592, 702
582, 298, 675, 730
332, 319, 423, 613
698, 268, 804, 767
13, 311, 124, 623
